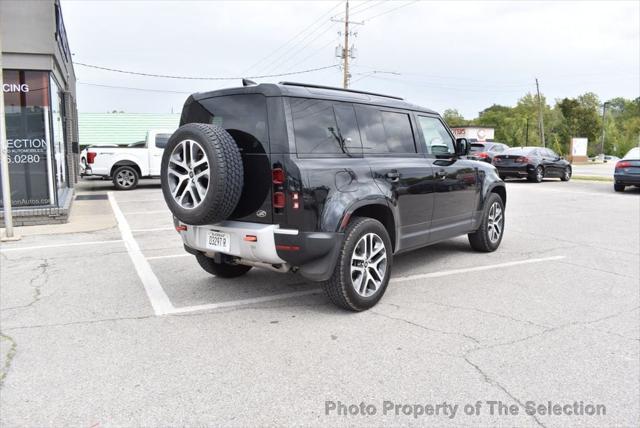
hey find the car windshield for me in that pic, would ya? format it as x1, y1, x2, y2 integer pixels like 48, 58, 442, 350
623, 147, 640, 159
469, 144, 486, 153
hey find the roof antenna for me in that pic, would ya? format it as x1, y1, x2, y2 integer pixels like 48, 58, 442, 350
242, 78, 257, 87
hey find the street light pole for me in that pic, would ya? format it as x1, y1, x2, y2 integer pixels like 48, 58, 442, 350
600, 102, 608, 156
0, 32, 18, 240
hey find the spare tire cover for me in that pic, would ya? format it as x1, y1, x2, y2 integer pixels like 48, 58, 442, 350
161, 123, 244, 225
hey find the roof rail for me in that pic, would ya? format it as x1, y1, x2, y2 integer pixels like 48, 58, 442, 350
278, 81, 404, 100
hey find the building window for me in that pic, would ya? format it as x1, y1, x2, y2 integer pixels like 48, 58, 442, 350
1, 70, 55, 207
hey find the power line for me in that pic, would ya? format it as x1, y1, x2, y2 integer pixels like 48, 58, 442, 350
333, 0, 379, 18
78, 82, 192, 94
287, 34, 342, 71
349, 0, 386, 17
260, 20, 340, 74
360, 0, 419, 22
73, 62, 339, 80
244, 1, 344, 74
271, 22, 341, 73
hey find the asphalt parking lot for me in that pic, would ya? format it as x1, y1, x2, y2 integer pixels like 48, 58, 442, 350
1, 178, 638, 427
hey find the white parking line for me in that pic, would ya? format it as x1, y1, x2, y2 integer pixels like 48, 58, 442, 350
169, 290, 321, 314
0, 240, 123, 253
168, 255, 566, 315
108, 192, 175, 315
146, 254, 191, 260
123, 210, 169, 215
392, 255, 566, 283
131, 227, 174, 233
117, 198, 165, 203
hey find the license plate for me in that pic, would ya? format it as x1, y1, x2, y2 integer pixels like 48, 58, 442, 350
206, 231, 231, 252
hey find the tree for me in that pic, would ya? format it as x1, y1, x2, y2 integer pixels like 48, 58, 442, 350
442, 109, 466, 126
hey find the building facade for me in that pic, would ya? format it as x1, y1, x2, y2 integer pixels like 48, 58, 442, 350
1, 0, 79, 225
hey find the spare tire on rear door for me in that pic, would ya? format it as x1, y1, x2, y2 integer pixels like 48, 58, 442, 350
161, 123, 243, 225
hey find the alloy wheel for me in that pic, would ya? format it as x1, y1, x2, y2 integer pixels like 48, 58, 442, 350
536, 167, 543, 182
350, 233, 388, 297
116, 169, 136, 188
487, 202, 504, 244
167, 139, 210, 209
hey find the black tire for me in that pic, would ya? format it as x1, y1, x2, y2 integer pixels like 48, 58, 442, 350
112, 166, 139, 190
528, 166, 544, 183
560, 167, 571, 181
614, 184, 625, 192
196, 254, 252, 278
468, 192, 505, 252
161, 123, 243, 225
322, 217, 393, 311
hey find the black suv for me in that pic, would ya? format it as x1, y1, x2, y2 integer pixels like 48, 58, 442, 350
160, 82, 506, 311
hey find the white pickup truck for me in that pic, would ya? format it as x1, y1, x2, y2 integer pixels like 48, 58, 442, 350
81, 129, 175, 190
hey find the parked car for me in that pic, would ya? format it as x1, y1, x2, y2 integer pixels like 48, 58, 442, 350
493, 146, 571, 182
604, 155, 620, 163
159, 82, 507, 311
613, 147, 640, 192
467, 142, 509, 163
81, 130, 174, 190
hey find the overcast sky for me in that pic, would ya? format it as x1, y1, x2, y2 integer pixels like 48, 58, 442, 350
61, 0, 639, 118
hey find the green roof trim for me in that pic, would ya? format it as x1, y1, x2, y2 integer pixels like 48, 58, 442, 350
79, 113, 180, 146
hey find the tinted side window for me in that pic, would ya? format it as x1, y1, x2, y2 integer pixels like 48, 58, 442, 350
417, 116, 455, 155
355, 106, 416, 154
381, 111, 416, 153
355, 106, 387, 153
333, 103, 363, 155
155, 133, 171, 149
291, 99, 344, 155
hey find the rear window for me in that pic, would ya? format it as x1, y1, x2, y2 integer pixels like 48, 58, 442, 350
470, 143, 486, 153
155, 133, 171, 149
196, 94, 268, 154
624, 147, 640, 159
505, 147, 536, 155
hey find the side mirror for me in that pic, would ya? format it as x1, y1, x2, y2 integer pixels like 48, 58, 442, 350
455, 138, 470, 156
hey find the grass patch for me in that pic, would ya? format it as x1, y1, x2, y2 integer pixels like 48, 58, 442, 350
572, 175, 613, 182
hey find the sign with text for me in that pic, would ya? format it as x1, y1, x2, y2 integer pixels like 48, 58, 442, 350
0, 70, 52, 207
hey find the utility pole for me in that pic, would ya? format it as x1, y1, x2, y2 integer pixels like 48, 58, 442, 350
525, 117, 529, 146
535, 78, 546, 148
0, 32, 19, 241
600, 102, 608, 155
332, 1, 363, 88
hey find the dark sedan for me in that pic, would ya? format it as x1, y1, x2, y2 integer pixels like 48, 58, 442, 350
613, 147, 640, 192
468, 142, 509, 163
493, 147, 572, 182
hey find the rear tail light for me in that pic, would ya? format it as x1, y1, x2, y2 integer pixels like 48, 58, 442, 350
515, 156, 529, 163
87, 152, 97, 164
478, 152, 489, 158
175, 225, 187, 232
272, 168, 285, 185
273, 191, 286, 209
493, 157, 502, 164
616, 161, 631, 169
244, 235, 257, 242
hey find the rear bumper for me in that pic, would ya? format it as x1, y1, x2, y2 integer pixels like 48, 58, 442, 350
178, 220, 343, 281
495, 165, 532, 177
614, 172, 640, 185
